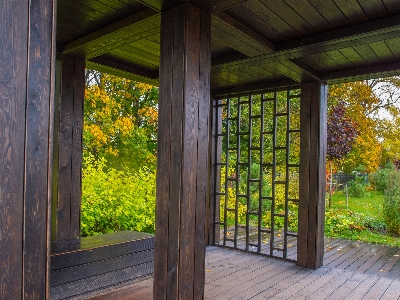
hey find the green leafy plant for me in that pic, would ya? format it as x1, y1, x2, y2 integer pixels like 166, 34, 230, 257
348, 175, 367, 198
383, 168, 400, 235
81, 154, 156, 236
370, 163, 395, 192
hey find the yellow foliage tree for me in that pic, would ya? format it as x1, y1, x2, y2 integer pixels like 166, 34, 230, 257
328, 78, 400, 173
84, 71, 159, 170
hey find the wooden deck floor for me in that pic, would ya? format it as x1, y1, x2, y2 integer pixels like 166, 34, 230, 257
87, 238, 400, 299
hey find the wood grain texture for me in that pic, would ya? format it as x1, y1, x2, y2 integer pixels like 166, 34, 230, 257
23, 0, 56, 298
0, 0, 57, 298
298, 84, 311, 268
0, 0, 29, 298
194, 8, 211, 300
63, 8, 159, 59
208, 101, 222, 246
53, 55, 85, 243
83, 242, 399, 300
53, 0, 400, 92
154, 3, 211, 299
71, 57, 85, 241
153, 6, 173, 300
179, 5, 200, 297
298, 82, 327, 269
168, 5, 184, 299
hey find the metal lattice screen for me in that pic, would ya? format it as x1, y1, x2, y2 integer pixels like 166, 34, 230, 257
213, 88, 301, 261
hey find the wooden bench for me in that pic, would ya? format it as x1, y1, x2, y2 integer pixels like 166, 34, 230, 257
50, 231, 154, 300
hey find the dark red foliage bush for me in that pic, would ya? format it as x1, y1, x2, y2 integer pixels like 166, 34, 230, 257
327, 102, 358, 161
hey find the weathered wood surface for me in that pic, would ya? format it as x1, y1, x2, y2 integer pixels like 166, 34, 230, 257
55, 0, 400, 90
0, 0, 56, 298
298, 82, 327, 269
154, 3, 211, 299
215, 227, 299, 261
208, 99, 222, 246
87, 240, 400, 299
50, 231, 154, 300
52, 55, 85, 243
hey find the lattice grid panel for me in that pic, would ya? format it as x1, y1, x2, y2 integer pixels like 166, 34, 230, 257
213, 88, 301, 261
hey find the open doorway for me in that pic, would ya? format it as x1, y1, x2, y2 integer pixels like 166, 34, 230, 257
81, 70, 159, 237
325, 77, 400, 247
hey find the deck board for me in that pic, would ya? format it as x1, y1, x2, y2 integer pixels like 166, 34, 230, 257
86, 238, 400, 300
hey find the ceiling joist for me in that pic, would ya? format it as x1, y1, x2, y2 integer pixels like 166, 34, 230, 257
322, 61, 400, 84
211, 79, 298, 98
87, 56, 159, 85
289, 59, 322, 82
63, 8, 159, 59
213, 11, 275, 54
214, 14, 400, 69
139, 0, 248, 12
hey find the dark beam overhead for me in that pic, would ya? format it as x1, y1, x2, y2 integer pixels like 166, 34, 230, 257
139, 0, 248, 12
87, 56, 159, 85
62, 8, 159, 59
192, 0, 251, 13
289, 59, 322, 81
211, 79, 298, 98
213, 11, 274, 53
55, 0, 400, 90
276, 14, 400, 55
211, 52, 248, 66
213, 14, 400, 70
266, 60, 321, 83
322, 61, 400, 84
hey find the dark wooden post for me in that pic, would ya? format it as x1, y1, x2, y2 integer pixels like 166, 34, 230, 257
297, 82, 327, 269
0, 0, 56, 298
208, 98, 222, 246
52, 55, 85, 245
154, 3, 211, 299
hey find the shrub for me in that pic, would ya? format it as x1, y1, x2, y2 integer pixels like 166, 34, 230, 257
362, 216, 387, 233
348, 175, 367, 198
325, 210, 364, 235
383, 169, 400, 235
81, 154, 156, 236
370, 163, 395, 191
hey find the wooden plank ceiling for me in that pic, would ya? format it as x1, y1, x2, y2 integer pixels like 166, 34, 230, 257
57, 0, 400, 96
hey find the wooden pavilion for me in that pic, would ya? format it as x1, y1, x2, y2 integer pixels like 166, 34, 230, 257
2, 0, 400, 299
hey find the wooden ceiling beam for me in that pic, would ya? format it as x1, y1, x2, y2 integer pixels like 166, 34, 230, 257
322, 61, 400, 84
211, 79, 298, 98
212, 11, 275, 54
266, 60, 321, 83
267, 61, 302, 82
215, 14, 400, 70
62, 8, 159, 59
192, 0, 249, 13
212, 52, 248, 66
87, 56, 159, 85
289, 59, 322, 81
138, 0, 183, 11
139, 0, 248, 12
276, 14, 400, 56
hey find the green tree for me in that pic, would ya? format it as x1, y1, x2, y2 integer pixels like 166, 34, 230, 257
328, 78, 400, 172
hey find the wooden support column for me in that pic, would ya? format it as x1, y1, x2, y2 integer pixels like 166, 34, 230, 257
298, 82, 327, 269
0, 0, 56, 298
154, 3, 211, 299
52, 55, 85, 245
208, 98, 222, 246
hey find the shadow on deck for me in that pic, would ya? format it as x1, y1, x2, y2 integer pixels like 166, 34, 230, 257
86, 237, 400, 300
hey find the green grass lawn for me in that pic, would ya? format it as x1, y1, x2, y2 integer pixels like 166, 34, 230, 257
325, 190, 400, 247
329, 190, 384, 215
